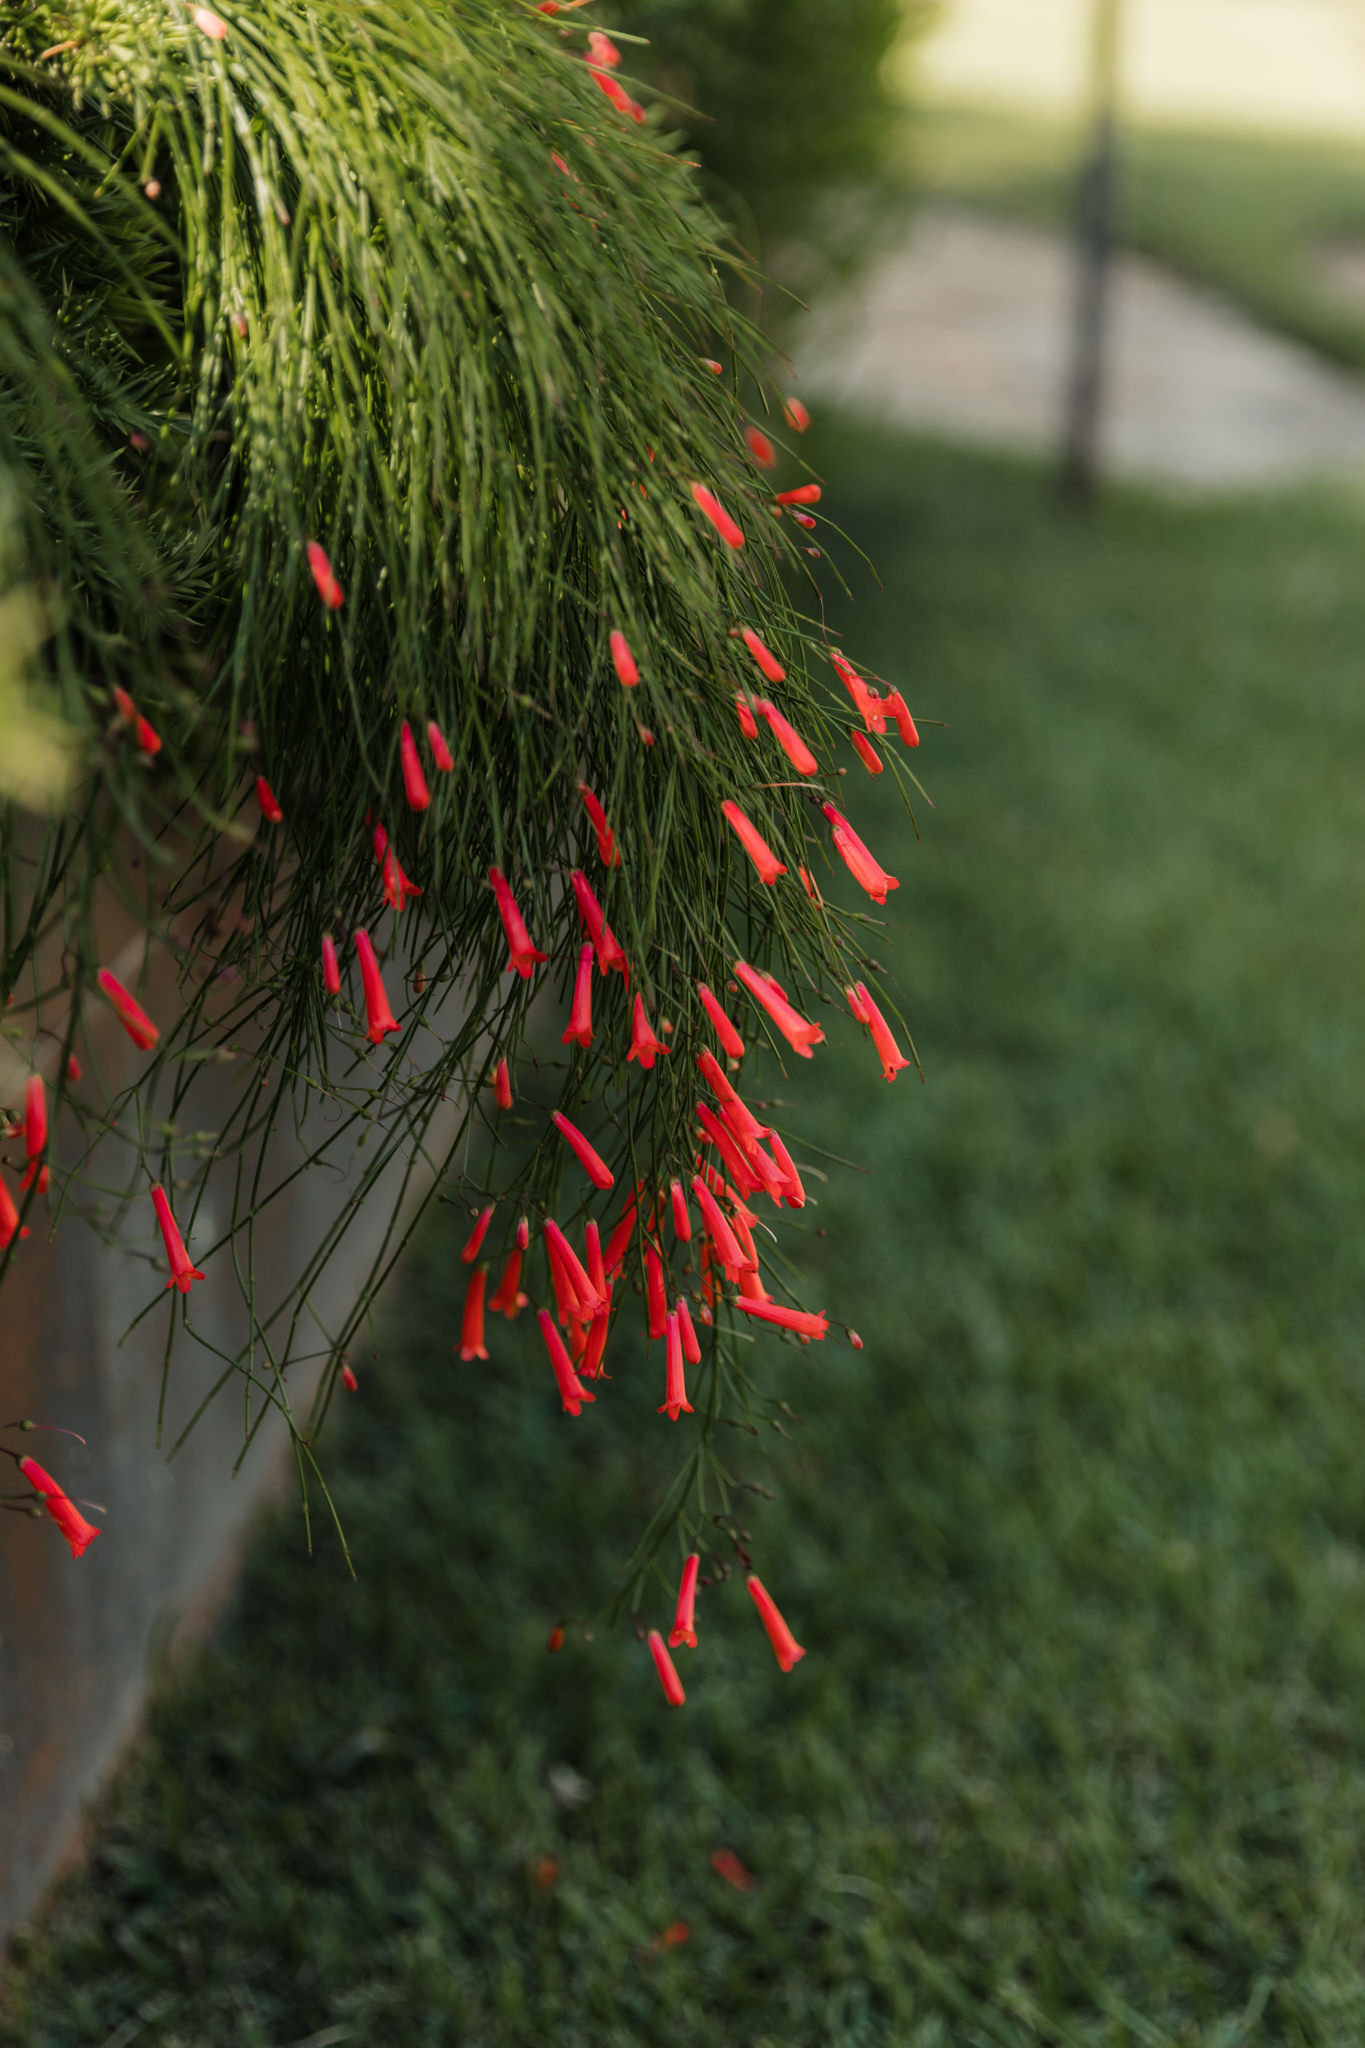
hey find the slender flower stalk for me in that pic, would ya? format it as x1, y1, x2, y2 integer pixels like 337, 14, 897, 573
256, 775, 284, 825
853, 980, 912, 1082
489, 867, 549, 978
461, 1206, 494, 1263
755, 699, 817, 775
733, 960, 825, 1057
747, 1574, 806, 1671
151, 1184, 206, 1294
647, 1628, 686, 1705
738, 626, 785, 684
657, 1310, 694, 1419
493, 1058, 513, 1109
578, 784, 620, 866
669, 1553, 700, 1647
400, 721, 431, 809
609, 629, 639, 686
562, 943, 595, 1049
19, 1455, 100, 1558
353, 930, 401, 1042
306, 539, 344, 608
538, 1309, 596, 1415
697, 983, 745, 1059
458, 1267, 489, 1360
627, 994, 670, 1069
690, 482, 745, 549
644, 1245, 668, 1339
427, 720, 455, 771
822, 801, 899, 903
721, 801, 786, 886
321, 935, 341, 994
737, 1298, 829, 1339
552, 1110, 615, 1191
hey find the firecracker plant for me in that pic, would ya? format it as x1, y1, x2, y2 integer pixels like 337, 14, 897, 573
0, 0, 930, 1698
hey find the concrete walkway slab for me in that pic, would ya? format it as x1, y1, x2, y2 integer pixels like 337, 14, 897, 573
798, 205, 1365, 488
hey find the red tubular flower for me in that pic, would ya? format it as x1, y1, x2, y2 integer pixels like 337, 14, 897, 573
19, 1455, 100, 1558
690, 482, 745, 550
669, 1553, 700, 1648
755, 699, 818, 776
306, 540, 344, 608
587, 27, 620, 64
736, 695, 759, 740
853, 980, 912, 1082
747, 1575, 806, 1671
489, 867, 549, 978
488, 1243, 528, 1318
427, 720, 455, 771
461, 1205, 494, 1263
821, 801, 900, 904
458, 1268, 489, 1361
627, 994, 670, 1069
400, 721, 430, 810
493, 1058, 513, 1110
584, 1221, 607, 1302
581, 1291, 613, 1379
545, 1219, 605, 1318
341, 1363, 359, 1391
697, 983, 745, 1059
647, 1628, 686, 1706
353, 929, 401, 1042
831, 649, 881, 731
733, 960, 824, 1057
22, 1075, 47, 1189
589, 64, 645, 121
643, 1245, 669, 1339
792, 510, 817, 531
744, 425, 777, 469
151, 1183, 206, 1294
0, 1174, 31, 1247
677, 1295, 702, 1366
885, 689, 921, 748
850, 729, 883, 775
690, 1176, 747, 1280
701, 356, 723, 375
767, 1129, 806, 1208
784, 397, 812, 433
552, 1109, 615, 1191
578, 784, 619, 867
562, 943, 595, 1050
538, 1309, 596, 1415
712, 1847, 755, 1891
737, 1298, 829, 1340
604, 1189, 638, 1277
256, 776, 283, 825
609, 629, 639, 686
658, 1311, 694, 1420
321, 935, 341, 994
670, 1180, 691, 1242
738, 626, 785, 684
570, 869, 628, 977
775, 484, 821, 507
846, 985, 872, 1025
193, 7, 228, 40
721, 801, 787, 886
67, 1057, 81, 1082
695, 1104, 759, 1200
113, 688, 163, 755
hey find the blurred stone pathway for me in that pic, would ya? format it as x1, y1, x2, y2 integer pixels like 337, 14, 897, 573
798, 204, 1365, 489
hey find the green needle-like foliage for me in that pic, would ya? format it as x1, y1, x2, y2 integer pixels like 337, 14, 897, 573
0, 0, 921, 1591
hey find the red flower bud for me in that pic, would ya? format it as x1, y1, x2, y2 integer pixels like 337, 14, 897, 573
676, 1295, 702, 1365
458, 1267, 489, 1361
850, 729, 883, 774
538, 1309, 596, 1414
400, 721, 430, 810
609, 629, 639, 686
721, 801, 786, 886
690, 483, 745, 550
256, 776, 283, 825
461, 1205, 494, 1263
744, 425, 777, 469
354, 928, 401, 1042
569, 869, 628, 977
306, 540, 344, 609
647, 1628, 686, 1705
821, 801, 899, 903
321, 935, 341, 994
737, 1297, 829, 1340
733, 959, 824, 1057
552, 1109, 615, 1191
578, 783, 619, 867
489, 867, 549, 978
783, 398, 811, 433
562, 943, 594, 1049
669, 1552, 700, 1648
775, 484, 821, 506
670, 1180, 691, 1242
427, 720, 455, 771
755, 699, 817, 775
644, 1244, 668, 1339
697, 983, 745, 1059
747, 1573, 806, 1670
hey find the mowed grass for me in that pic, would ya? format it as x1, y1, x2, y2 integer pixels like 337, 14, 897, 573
10, 433, 1365, 2043
910, 99, 1365, 373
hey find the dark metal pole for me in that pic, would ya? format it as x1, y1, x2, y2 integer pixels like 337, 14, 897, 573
1060, 0, 1123, 501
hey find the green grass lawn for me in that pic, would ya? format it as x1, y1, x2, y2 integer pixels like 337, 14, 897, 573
9, 431, 1365, 2043
909, 99, 1365, 373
